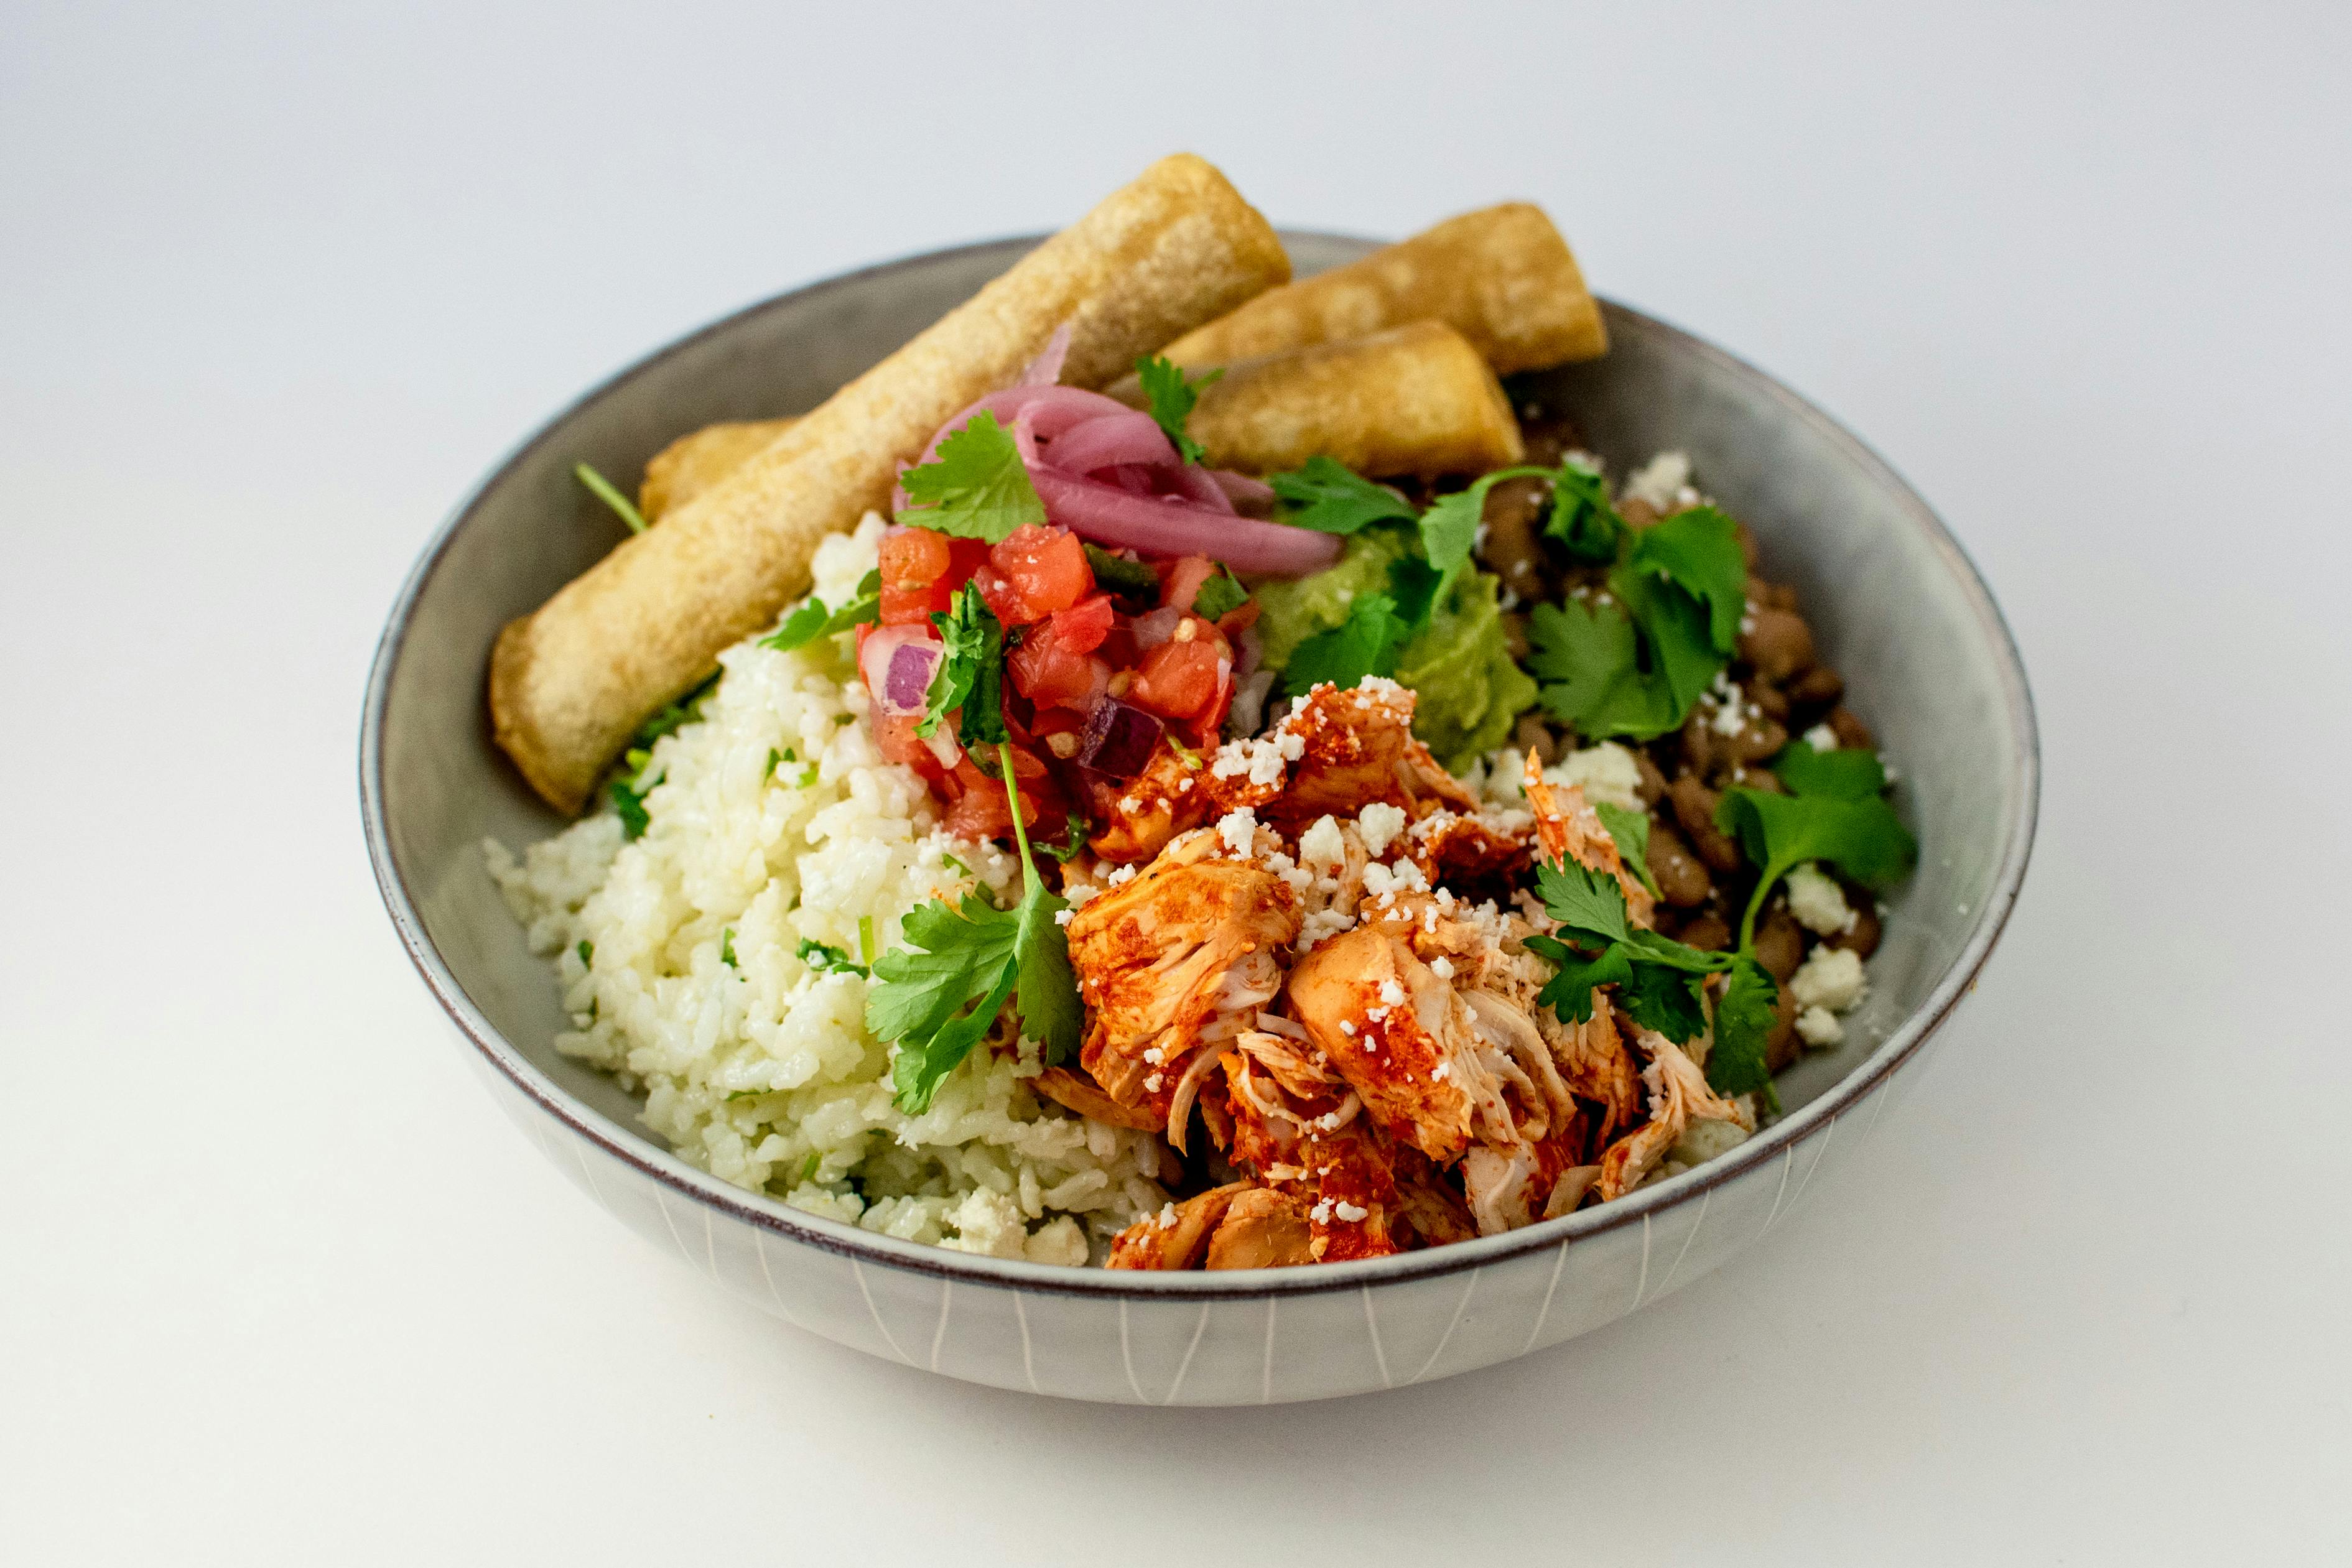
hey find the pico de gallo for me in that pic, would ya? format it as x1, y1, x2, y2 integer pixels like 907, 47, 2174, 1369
858, 523, 1264, 848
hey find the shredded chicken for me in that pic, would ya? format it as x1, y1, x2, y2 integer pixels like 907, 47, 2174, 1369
1085, 677, 1771, 1272
1523, 752, 1655, 927
1064, 824, 1301, 1133
1594, 1029, 1756, 1200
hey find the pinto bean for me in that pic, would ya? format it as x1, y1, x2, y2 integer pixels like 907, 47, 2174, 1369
1677, 911, 1732, 952
1618, 496, 1660, 528
1752, 682, 1790, 721
1733, 519, 1760, 570
1480, 478, 1551, 600
1828, 890, 1882, 958
1788, 664, 1845, 710
1633, 749, 1669, 806
1738, 606, 1816, 683
1726, 712, 1788, 765
1765, 983, 1801, 1072
1827, 705, 1876, 750
1668, 776, 1744, 873
1752, 907, 1805, 984
1513, 713, 1561, 766
1502, 611, 1530, 661
1646, 823, 1714, 907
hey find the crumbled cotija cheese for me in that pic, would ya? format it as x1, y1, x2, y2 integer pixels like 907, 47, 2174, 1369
1298, 814, 1346, 871
1355, 802, 1407, 856
1785, 863, 1859, 935
1548, 743, 1645, 812
1790, 945, 1867, 1013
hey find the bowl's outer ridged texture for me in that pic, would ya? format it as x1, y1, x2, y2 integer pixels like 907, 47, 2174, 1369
364, 233, 2037, 1404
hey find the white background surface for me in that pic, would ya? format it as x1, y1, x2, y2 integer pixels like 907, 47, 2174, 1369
6, 3, 2348, 1562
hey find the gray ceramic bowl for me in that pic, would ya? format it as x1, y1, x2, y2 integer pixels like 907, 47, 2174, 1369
362, 233, 2037, 1404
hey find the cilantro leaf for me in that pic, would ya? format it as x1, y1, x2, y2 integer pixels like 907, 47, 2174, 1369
1544, 460, 1624, 562
575, 461, 648, 534
1525, 501, 1747, 743
1082, 543, 1160, 603
1593, 802, 1660, 899
865, 743, 1081, 1113
1527, 935, 1634, 1023
1623, 506, 1747, 654
609, 775, 652, 840
1535, 857, 1631, 945
1047, 810, 1090, 863
760, 573, 882, 653
1191, 565, 1249, 622
1269, 457, 1418, 536
1718, 786, 1918, 946
1707, 955, 1780, 1100
797, 937, 868, 978
921, 583, 1006, 747
1771, 738, 1887, 800
576, 940, 593, 967
1281, 592, 1410, 695
1135, 356, 1222, 466
719, 928, 738, 968
1385, 549, 1445, 634
1529, 855, 1738, 1046
895, 411, 1046, 542
633, 671, 719, 750
1527, 598, 1685, 740
1620, 963, 1708, 1042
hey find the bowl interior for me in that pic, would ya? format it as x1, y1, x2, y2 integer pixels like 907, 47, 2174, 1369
368, 233, 2033, 1231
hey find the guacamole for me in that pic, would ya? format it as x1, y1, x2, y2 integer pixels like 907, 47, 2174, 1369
1253, 527, 1538, 771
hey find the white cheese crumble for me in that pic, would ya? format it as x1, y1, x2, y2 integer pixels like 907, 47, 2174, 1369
1217, 808, 1258, 858
1298, 814, 1346, 871
1105, 863, 1137, 886
1430, 956, 1456, 980
1803, 722, 1840, 753
1621, 450, 1691, 511
1547, 742, 1645, 812
1355, 801, 1408, 856
1378, 979, 1405, 1006
1790, 945, 1867, 1013
1332, 1200, 1370, 1223
1795, 1006, 1845, 1047
1785, 863, 1859, 935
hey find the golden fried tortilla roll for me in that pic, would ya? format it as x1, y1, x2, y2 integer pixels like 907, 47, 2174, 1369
491, 153, 1289, 814
1158, 202, 1606, 376
1178, 322, 1524, 479
638, 419, 798, 523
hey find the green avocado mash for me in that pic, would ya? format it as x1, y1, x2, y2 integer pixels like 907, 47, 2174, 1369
1253, 527, 1538, 770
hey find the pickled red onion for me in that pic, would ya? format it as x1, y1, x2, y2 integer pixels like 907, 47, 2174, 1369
895, 384, 1339, 575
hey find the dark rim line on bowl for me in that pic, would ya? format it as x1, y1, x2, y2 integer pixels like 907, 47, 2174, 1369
360, 232, 2040, 1302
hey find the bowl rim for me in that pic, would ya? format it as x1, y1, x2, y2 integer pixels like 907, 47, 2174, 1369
360, 231, 2040, 1301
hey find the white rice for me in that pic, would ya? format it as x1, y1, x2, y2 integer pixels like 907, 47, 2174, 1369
486, 513, 1170, 1263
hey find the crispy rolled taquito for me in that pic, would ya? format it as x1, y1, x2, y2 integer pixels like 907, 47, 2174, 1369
639, 419, 798, 524
1157, 202, 1606, 376
1174, 321, 1523, 478
492, 153, 1289, 813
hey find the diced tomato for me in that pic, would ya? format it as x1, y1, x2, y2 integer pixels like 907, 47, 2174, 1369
972, 564, 1023, 628
880, 527, 951, 591
1009, 636, 1109, 711
1216, 600, 1262, 639
943, 745, 1056, 842
987, 526, 1094, 623
873, 711, 943, 772
1158, 554, 1218, 614
1049, 593, 1115, 654
880, 529, 989, 626
1130, 636, 1225, 721
881, 578, 955, 626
